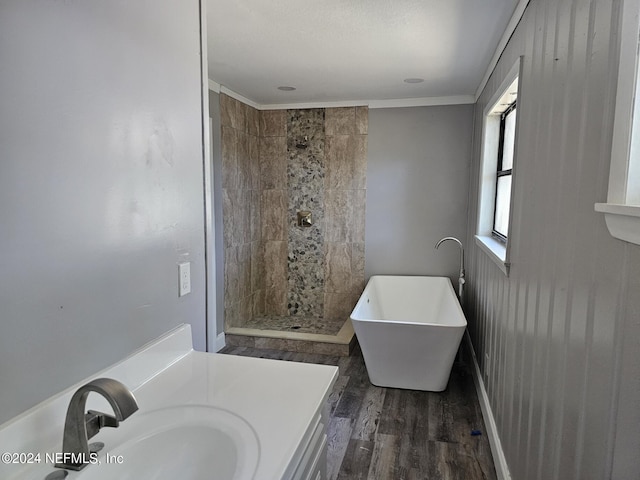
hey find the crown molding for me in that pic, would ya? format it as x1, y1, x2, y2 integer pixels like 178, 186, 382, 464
207, 81, 474, 109
208, 79, 221, 93
369, 95, 474, 109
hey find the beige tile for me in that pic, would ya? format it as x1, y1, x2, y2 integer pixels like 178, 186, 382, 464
264, 286, 288, 316
325, 242, 352, 293
259, 136, 287, 190
240, 189, 252, 244
353, 135, 368, 190
250, 190, 261, 242
236, 100, 248, 133
324, 292, 354, 321
238, 243, 252, 300
221, 126, 237, 189
237, 295, 252, 325
251, 241, 264, 292
234, 189, 251, 245
355, 106, 369, 135
226, 189, 242, 246
352, 189, 366, 244
255, 337, 288, 350
247, 105, 260, 136
313, 342, 350, 356
260, 110, 287, 137
236, 131, 251, 190
267, 337, 316, 353
224, 245, 239, 307
225, 333, 255, 347
223, 188, 248, 247
223, 304, 237, 329
351, 242, 365, 281
263, 240, 288, 290
222, 188, 234, 247
325, 135, 355, 190
249, 135, 260, 190
263, 239, 288, 316
326, 189, 353, 242
351, 242, 366, 304
326, 107, 355, 136
252, 289, 265, 318
290, 339, 317, 353
220, 94, 237, 129
261, 189, 288, 241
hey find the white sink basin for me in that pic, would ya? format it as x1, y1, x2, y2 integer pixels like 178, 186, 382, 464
74, 405, 260, 480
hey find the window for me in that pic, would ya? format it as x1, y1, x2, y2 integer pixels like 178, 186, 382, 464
494, 101, 516, 240
476, 58, 521, 275
595, 0, 640, 245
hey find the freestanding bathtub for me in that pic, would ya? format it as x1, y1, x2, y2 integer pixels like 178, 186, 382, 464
350, 275, 467, 392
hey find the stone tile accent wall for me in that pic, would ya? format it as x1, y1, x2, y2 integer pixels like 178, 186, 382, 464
221, 97, 367, 329
286, 109, 326, 317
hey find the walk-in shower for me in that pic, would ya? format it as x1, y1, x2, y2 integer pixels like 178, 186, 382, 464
218, 94, 368, 354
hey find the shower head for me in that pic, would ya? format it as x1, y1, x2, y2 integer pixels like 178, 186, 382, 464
296, 135, 309, 149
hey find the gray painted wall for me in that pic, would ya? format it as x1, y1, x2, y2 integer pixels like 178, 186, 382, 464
365, 105, 473, 285
465, 0, 640, 478
0, 1, 206, 425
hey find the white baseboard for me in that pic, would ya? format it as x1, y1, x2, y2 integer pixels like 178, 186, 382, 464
215, 332, 226, 352
465, 331, 512, 480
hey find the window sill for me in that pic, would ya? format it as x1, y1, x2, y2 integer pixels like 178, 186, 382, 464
594, 203, 640, 245
475, 235, 510, 276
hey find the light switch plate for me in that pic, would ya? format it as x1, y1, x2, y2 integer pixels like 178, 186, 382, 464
178, 262, 191, 297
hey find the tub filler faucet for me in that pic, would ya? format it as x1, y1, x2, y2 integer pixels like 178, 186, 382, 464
435, 236, 465, 301
55, 378, 138, 471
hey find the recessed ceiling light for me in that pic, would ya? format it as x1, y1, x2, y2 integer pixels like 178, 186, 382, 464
277, 86, 296, 91
403, 78, 424, 84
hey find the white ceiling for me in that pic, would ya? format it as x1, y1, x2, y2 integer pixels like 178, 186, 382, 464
206, 0, 523, 108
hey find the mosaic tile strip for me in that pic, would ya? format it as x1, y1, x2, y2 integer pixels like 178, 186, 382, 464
286, 109, 326, 317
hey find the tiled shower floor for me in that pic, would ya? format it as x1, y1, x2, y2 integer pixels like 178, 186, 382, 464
243, 315, 346, 335
225, 316, 356, 356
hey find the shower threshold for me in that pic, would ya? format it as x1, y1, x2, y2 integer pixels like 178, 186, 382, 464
225, 317, 356, 356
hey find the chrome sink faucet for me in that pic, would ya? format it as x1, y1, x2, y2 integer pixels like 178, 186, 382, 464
55, 378, 138, 471
435, 236, 465, 301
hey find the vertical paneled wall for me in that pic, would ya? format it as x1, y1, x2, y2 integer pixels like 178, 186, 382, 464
465, 0, 640, 478
221, 100, 367, 327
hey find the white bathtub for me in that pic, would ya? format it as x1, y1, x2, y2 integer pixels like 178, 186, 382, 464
350, 275, 467, 392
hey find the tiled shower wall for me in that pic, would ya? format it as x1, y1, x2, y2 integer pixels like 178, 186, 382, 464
220, 94, 261, 328
221, 94, 367, 329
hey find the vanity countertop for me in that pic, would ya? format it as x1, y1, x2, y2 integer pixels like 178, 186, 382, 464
0, 325, 338, 480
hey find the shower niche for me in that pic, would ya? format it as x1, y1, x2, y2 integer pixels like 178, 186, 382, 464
219, 94, 367, 354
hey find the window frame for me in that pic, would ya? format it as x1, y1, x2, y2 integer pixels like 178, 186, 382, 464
475, 57, 522, 276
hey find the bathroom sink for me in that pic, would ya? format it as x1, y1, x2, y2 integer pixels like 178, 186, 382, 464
73, 405, 260, 480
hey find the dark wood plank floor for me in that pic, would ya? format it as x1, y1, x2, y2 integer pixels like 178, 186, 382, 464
219, 343, 497, 480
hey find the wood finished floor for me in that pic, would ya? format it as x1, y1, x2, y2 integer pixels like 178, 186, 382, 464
219, 343, 497, 480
